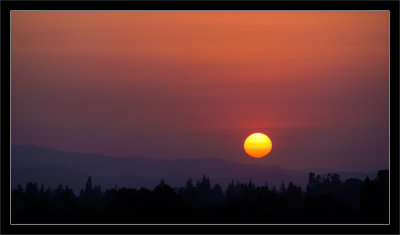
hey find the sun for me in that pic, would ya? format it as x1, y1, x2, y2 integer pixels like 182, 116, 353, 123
244, 133, 272, 158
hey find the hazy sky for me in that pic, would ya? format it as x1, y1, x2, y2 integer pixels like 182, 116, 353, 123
11, 11, 389, 171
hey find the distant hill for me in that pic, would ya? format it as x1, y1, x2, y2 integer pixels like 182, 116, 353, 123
11, 145, 376, 193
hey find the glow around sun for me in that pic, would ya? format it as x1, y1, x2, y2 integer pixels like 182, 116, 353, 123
244, 133, 272, 158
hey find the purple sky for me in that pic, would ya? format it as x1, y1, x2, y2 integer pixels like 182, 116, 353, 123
11, 11, 389, 171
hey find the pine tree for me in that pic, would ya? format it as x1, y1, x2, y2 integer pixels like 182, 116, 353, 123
85, 176, 93, 193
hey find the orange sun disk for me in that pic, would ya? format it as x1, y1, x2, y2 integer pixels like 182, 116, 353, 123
244, 133, 272, 158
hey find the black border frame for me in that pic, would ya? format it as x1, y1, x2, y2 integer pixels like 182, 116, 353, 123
1, 1, 399, 234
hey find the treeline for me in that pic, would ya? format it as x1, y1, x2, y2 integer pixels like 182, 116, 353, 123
12, 170, 388, 224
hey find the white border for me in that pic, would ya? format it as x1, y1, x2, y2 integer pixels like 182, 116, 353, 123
9, 10, 391, 226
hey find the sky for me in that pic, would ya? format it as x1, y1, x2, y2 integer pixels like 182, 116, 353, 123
11, 11, 389, 171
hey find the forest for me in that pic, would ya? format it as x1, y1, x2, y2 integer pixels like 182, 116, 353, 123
11, 170, 389, 224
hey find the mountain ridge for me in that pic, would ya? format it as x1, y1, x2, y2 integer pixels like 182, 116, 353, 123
11, 145, 377, 193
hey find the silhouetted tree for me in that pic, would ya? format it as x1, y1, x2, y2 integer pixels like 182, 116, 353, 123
211, 184, 224, 203
359, 170, 389, 223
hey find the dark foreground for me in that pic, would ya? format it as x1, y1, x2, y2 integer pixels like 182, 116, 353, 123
12, 170, 388, 224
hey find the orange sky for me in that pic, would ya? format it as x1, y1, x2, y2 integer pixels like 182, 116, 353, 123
11, 11, 389, 171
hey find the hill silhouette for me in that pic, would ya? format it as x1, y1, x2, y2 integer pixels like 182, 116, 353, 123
12, 145, 377, 192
